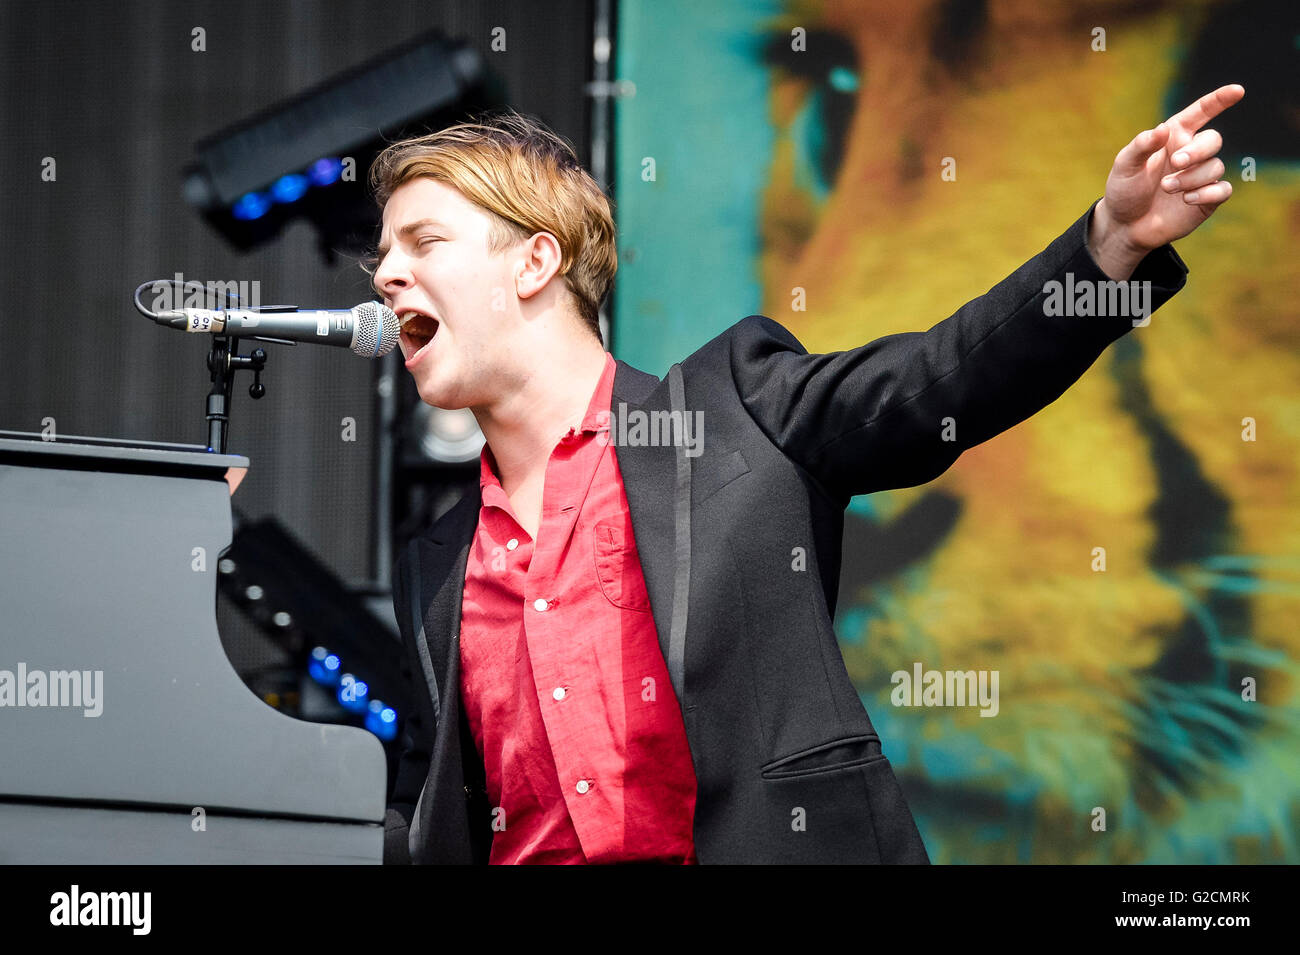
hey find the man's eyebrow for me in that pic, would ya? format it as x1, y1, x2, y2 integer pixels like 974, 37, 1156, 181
376, 218, 448, 256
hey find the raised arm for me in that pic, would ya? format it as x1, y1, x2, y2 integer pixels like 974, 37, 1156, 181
731, 204, 1187, 502
731, 85, 1242, 503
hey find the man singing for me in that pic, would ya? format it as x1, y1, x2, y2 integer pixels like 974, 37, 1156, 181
373, 85, 1243, 864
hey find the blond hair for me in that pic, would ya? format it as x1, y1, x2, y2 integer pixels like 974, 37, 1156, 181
368, 109, 615, 341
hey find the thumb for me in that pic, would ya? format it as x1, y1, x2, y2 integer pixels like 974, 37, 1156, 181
1114, 121, 1170, 175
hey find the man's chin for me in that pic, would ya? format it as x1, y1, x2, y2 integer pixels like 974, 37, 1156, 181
423, 399, 465, 411
416, 382, 460, 412
413, 366, 475, 412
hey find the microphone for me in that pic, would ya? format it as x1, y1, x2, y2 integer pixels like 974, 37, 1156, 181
151, 302, 400, 358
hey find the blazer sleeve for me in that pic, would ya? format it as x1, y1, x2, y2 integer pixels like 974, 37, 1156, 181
729, 200, 1189, 502
383, 541, 435, 865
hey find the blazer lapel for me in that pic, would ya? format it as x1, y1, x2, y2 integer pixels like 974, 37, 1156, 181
609, 360, 684, 701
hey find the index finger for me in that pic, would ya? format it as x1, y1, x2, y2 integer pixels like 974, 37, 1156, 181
1169, 84, 1245, 131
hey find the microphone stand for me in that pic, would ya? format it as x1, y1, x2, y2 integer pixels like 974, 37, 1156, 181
205, 335, 268, 454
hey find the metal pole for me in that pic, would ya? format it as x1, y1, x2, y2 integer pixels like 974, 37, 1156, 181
372, 349, 397, 590
589, 0, 619, 350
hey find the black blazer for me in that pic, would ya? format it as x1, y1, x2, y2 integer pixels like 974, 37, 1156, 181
384, 203, 1188, 864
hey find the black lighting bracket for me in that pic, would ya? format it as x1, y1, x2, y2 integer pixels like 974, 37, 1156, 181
182, 28, 500, 259
205, 336, 269, 454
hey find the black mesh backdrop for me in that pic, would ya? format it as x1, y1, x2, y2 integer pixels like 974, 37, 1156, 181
0, 0, 593, 672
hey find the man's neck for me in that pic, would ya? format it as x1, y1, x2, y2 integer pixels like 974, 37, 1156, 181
474, 335, 609, 496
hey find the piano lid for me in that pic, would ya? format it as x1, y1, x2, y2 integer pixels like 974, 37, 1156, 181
0, 429, 249, 476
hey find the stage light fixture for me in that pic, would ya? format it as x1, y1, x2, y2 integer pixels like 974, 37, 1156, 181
182, 28, 502, 259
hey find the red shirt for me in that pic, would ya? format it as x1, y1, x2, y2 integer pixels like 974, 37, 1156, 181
458, 352, 699, 864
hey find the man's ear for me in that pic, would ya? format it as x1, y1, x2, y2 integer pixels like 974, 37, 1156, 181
515, 231, 565, 301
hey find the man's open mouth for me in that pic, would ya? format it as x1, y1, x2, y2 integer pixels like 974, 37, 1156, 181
398, 310, 439, 356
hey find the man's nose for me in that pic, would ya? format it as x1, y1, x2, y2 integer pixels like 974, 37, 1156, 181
373, 253, 411, 297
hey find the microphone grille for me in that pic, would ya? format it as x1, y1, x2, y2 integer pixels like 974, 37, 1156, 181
348, 302, 397, 358
351, 302, 400, 358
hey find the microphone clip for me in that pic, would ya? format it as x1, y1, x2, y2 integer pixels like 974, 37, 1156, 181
205, 336, 270, 453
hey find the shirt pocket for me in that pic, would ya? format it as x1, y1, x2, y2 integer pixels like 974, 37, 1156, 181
592, 519, 652, 613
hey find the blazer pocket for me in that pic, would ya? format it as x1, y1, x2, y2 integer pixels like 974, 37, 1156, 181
693, 448, 751, 506
593, 520, 652, 613
760, 734, 884, 779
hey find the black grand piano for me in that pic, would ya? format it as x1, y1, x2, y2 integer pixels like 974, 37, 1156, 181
0, 431, 386, 863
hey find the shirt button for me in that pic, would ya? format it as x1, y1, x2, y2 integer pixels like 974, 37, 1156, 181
507, 538, 518, 551
552, 687, 566, 701
533, 598, 549, 612
576, 780, 590, 794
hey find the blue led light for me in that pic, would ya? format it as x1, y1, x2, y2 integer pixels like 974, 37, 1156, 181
232, 191, 271, 221
307, 647, 343, 687
365, 699, 398, 741
337, 673, 369, 713
270, 173, 309, 203
307, 157, 343, 187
